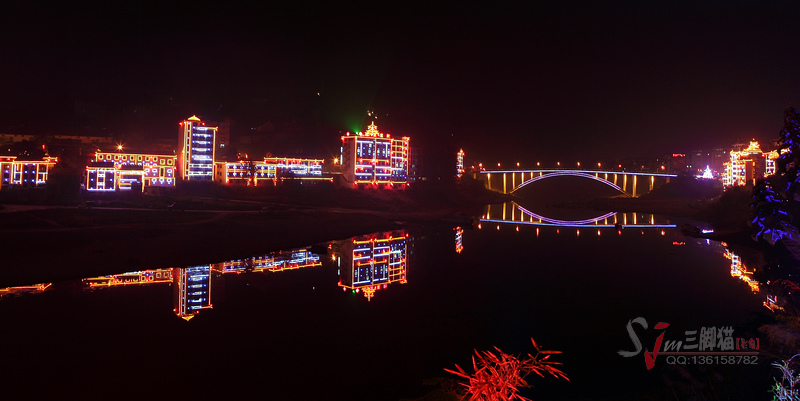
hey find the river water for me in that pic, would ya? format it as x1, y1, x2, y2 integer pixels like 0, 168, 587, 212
0, 203, 774, 400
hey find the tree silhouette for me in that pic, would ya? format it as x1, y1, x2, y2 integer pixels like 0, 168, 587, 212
752, 107, 800, 244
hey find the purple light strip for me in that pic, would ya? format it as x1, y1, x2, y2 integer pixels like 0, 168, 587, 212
513, 171, 624, 193
516, 204, 618, 225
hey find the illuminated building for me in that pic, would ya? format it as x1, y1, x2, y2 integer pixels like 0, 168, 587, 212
457, 149, 465, 178
722, 141, 776, 188
335, 230, 408, 300
178, 115, 217, 181
173, 265, 212, 321
86, 151, 177, 192
340, 122, 410, 188
0, 156, 58, 189
213, 157, 326, 186
83, 269, 174, 288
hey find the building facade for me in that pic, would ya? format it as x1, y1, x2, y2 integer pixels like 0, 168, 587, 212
86, 151, 177, 192
178, 115, 217, 181
213, 157, 326, 186
722, 141, 778, 188
340, 122, 410, 188
0, 156, 58, 189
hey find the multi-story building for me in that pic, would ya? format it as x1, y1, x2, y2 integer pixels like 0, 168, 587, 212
208, 119, 231, 160
0, 156, 58, 189
178, 115, 217, 181
456, 149, 465, 178
340, 122, 410, 188
213, 156, 326, 186
722, 140, 777, 188
85, 151, 177, 192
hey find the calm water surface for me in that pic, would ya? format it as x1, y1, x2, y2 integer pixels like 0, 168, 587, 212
0, 204, 772, 400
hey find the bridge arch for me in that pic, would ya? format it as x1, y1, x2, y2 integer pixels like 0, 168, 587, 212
516, 204, 618, 225
512, 171, 629, 196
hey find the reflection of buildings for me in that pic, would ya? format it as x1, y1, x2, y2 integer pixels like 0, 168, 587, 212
724, 248, 759, 292
0, 156, 58, 189
340, 122, 410, 188
334, 230, 409, 300
174, 265, 212, 321
78, 248, 322, 320
213, 157, 326, 186
455, 226, 464, 254
86, 152, 177, 192
84, 269, 173, 287
0, 283, 51, 297
214, 249, 321, 274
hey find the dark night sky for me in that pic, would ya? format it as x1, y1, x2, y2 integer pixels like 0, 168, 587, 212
3, 1, 800, 166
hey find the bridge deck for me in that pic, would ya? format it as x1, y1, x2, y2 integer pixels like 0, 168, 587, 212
479, 169, 677, 177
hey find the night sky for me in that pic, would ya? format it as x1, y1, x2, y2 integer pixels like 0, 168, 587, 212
3, 1, 800, 167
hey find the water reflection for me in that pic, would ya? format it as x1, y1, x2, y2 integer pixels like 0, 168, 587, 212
724, 247, 759, 293
482, 202, 676, 228
720, 243, 790, 313
0, 283, 51, 298
455, 226, 464, 253
0, 230, 409, 320
331, 230, 408, 301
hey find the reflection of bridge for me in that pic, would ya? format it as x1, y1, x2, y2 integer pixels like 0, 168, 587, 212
479, 169, 677, 197
482, 202, 677, 228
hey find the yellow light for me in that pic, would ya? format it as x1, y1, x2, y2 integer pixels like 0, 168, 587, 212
536, 162, 540, 166
516, 162, 520, 167
597, 162, 601, 168
117, 144, 123, 151
577, 162, 580, 167
557, 162, 560, 166
497, 163, 501, 167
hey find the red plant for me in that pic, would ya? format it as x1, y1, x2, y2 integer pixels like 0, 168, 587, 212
444, 338, 569, 401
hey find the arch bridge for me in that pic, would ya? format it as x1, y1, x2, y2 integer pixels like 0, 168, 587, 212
478, 169, 677, 197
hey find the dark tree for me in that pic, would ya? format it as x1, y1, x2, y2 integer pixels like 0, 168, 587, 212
751, 107, 800, 243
